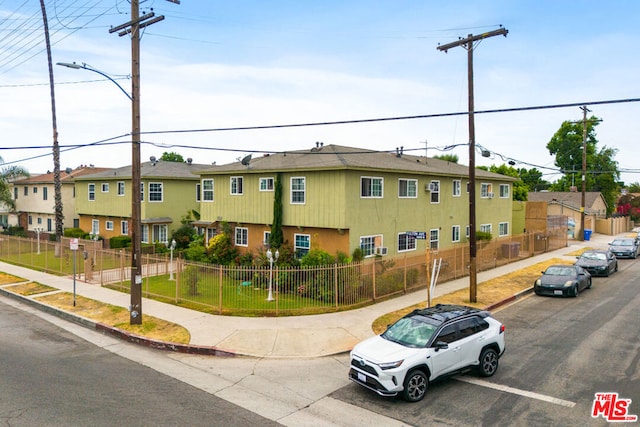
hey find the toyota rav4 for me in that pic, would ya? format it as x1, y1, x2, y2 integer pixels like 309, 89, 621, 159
349, 304, 505, 402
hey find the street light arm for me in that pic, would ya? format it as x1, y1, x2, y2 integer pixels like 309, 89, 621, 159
57, 62, 132, 101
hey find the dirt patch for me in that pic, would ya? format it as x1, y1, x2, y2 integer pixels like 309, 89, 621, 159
35, 292, 191, 344
5, 281, 56, 296
0, 273, 27, 285
371, 257, 573, 334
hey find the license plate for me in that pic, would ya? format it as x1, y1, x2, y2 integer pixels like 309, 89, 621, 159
554, 290, 563, 295
358, 372, 367, 383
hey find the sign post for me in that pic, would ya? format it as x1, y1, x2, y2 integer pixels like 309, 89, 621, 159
70, 238, 79, 306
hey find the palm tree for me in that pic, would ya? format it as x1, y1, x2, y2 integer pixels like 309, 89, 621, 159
0, 157, 29, 211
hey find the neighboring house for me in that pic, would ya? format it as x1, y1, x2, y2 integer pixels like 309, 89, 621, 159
74, 160, 207, 243
527, 191, 608, 235
196, 144, 516, 258
12, 166, 110, 233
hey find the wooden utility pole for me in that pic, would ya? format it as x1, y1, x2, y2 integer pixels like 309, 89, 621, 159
110, 0, 179, 324
437, 27, 508, 303
579, 106, 590, 241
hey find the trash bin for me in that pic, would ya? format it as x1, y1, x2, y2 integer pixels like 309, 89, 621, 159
584, 229, 592, 241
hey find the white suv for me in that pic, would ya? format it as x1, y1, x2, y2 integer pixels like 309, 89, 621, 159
349, 304, 505, 402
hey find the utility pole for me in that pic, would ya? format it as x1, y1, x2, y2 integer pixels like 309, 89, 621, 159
579, 106, 590, 241
437, 27, 508, 303
110, 0, 179, 324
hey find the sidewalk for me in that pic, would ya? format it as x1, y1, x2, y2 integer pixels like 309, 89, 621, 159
0, 232, 619, 358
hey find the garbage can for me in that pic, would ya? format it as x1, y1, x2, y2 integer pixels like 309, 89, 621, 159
584, 229, 592, 241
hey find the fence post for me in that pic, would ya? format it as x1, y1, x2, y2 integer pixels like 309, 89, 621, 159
334, 263, 339, 309
372, 259, 377, 301
219, 265, 223, 313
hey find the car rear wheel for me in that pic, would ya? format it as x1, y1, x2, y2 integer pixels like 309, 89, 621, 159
478, 348, 499, 377
402, 370, 428, 402
587, 278, 592, 289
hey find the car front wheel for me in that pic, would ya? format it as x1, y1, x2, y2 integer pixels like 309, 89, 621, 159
478, 348, 499, 377
402, 370, 428, 402
587, 278, 592, 289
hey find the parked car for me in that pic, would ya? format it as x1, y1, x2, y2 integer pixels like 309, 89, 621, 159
348, 304, 505, 403
608, 238, 639, 259
534, 265, 591, 297
574, 250, 618, 277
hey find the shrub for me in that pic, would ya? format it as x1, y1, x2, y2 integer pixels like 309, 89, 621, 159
63, 227, 85, 238
110, 236, 131, 249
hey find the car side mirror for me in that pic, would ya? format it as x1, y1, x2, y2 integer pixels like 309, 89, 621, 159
433, 341, 449, 351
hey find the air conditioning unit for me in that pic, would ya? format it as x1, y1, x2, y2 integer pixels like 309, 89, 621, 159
426, 182, 437, 192
487, 192, 494, 198
425, 183, 431, 192
375, 247, 388, 255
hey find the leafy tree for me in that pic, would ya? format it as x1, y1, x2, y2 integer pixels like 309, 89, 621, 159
547, 116, 620, 215
433, 154, 459, 163
626, 182, 640, 193
269, 173, 284, 248
160, 152, 185, 162
171, 223, 197, 249
518, 168, 551, 193
207, 232, 238, 265
0, 156, 29, 210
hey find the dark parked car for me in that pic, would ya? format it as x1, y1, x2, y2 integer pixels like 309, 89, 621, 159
534, 265, 591, 297
608, 238, 639, 259
575, 250, 618, 277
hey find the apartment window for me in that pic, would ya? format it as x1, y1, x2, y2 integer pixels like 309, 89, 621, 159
480, 224, 492, 234
153, 224, 168, 244
452, 225, 461, 243
202, 179, 214, 201
206, 228, 216, 242
91, 219, 99, 235
33, 187, 37, 194
361, 177, 383, 198
359, 235, 382, 257
398, 179, 417, 198
430, 229, 439, 250
88, 183, 95, 201
230, 176, 244, 195
235, 227, 248, 247
140, 182, 144, 202
47, 218, 53, 232
117, 181, 125, 196
14, 187, 18, 200
141, 225, 149, 243
398, 232, 416, 252
291, 177, 306, 204
43, 187, 48, 201
499, 222, 509, 237
499, 184, 510, 198
101, 183, 109, 192
430, 180, 440, 204
294, 234, 310, 258
196, 183, 201, 202
37, 217, 42, 225
106, 221, 114, 231
263, 231, 271, 246
121, 220, 128, 236
28, 215, 32, 225
260, 177, 274, 191
149, 182, 163, 202
452, 180, 461, 197
23, 186, 28, 196
481, 183, 493, 198
466, 225, 470, 238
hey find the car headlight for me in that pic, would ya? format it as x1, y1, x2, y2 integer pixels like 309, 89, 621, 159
535, 279, 541, 285
377, 360, 404, 370
564, 281, 574, 287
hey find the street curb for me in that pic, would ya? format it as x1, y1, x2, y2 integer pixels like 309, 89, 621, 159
0, 287, 237, 357
484, 287, 534, 312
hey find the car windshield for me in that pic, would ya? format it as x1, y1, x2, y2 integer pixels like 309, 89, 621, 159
581, 252, 606, 261
545, 266, 575, 276
612, 240, 633, 246
382, 316, 437, 348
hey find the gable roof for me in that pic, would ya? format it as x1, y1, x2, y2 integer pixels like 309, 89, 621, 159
73, 160, 210, 181
13, 166, 111, 184
527, 191, 607, 210
195, 144, 516, 181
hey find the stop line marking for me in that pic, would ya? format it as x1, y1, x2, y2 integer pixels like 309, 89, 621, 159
455, 376, 576, 408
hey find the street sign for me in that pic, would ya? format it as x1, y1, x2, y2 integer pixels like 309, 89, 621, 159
406, 231, 427, 239
70, 238, 79, 250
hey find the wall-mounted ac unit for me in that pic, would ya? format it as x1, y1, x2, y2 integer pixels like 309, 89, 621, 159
488, 192, 494, 198
426, 182, 437, 192
375, 247, 388, 255
425, 183, 432, 192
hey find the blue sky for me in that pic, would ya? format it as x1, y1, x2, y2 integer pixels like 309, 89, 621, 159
2, 1, 639, 183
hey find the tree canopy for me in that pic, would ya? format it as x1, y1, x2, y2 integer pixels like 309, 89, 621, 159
0, 157, 29, 210
160, 152, 185, 162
